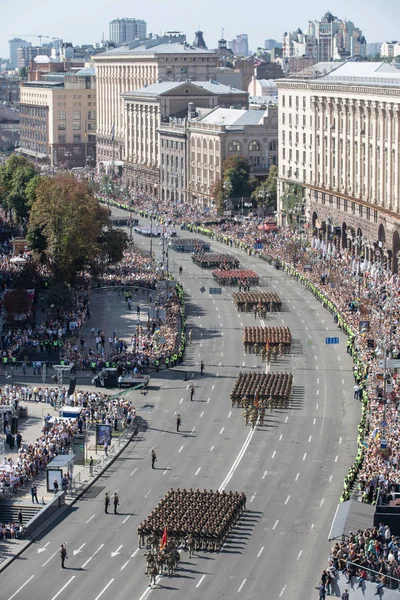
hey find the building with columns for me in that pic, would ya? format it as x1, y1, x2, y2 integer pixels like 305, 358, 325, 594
121, 80, 248, 196
92, 35, 218, 168
277, 61, 400, 272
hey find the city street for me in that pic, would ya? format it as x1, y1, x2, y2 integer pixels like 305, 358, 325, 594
0, 219, 359, 600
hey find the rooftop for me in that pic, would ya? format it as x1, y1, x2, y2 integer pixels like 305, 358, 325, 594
198, 107, 269, 127
95, 40, 215, 58
286, 60, 400, 87
122, 80, 246, 98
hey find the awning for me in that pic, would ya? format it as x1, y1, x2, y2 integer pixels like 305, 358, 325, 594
328, 499, 375, 540
15, 147, 48, 159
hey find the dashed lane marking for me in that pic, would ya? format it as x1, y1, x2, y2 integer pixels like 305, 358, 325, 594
50, 576, 76, 600
295, 473, 299, 482
262, 470, 268, 479
178, 445, 184, 453
271, 450, 276, 458
257, 546, 264, 558
303, 453, 307, 461
284, 495, 290, 505
297, 550, 303, 561
195, 467, 201, 476
196, 575, 206, 588
237, 579, 247, 593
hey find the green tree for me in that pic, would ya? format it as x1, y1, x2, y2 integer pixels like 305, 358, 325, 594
251, 165, 278, 210
0, 155, 38, 222
18, 67, 28, 80
27, 174, 116, 283
281, 183, 304, 230
212, 156, 256, 214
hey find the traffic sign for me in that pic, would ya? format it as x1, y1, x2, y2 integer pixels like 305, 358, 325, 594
209, 288, 222, 295
325, 337, 339, 345
253, 243, 263, 250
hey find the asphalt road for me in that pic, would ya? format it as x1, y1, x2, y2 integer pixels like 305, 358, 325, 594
0, 214, 359, 600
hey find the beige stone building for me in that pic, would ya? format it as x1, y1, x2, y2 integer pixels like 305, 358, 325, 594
122, 80, 248, 195
18, 68, 96, 167
277, 61, 400, 271
186, 106, 278, 206
92, 36, 218, 167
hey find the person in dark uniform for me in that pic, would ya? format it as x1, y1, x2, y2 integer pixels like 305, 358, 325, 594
200, 361, 204, 376
113, 492, 119, 514
60, 544, 68, 568
176, 415, 181, 432
151, 449, 157, 469
105, 492, 110, 514
190, 385, 195, 401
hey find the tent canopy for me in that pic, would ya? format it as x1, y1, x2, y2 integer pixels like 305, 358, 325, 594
328, 499, 375, 541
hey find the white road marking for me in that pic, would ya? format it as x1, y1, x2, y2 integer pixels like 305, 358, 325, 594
297, 550, 303, 561
42, 549, 58, 567
317, 378, 319, 384
130, 468, 137, 477
131, 548, 139, 558
220, 427, 224, 434
7, 575, 35, 600
196, 575, 206, 588
285, 416, 288, 423
262, 470, 268, 479
329, 475, 333, 482
271, 450, 276, 458
342, 379, 345, 385
50, 576, 75, 600
37, 541, 50, 553
273, 519, 279, 530
302, 319, 305, 324
295, 473, 299, 481
311, 524, 315, 530
191, 427, 196, 433
279, 434, 283, 441
179, 445, 184, 453
285, 495, 290, 505
228, 411, 232, 418
316, 366, 319, 370
111, 545, 123, 557
257, 546, 264, 558
200, 411, 204, 417
238, 579, 247, 593
180, 398, 183, 404
320, 498, 325, 508
314, 355, 317, 360
210, 446, 214, 452
316, 403, 319, 409
308, 435, 312, 443
339, 437, 342, 444
303, 453, 307, 461
120, 560, 130, 571
212, 384, 215, 390
81, 544, 104, 569
94, 579, 115, 600
337, 355, 341, 361
335, 455, 338, 462
195, 467, 201, 475
279, 584, 287, 597
250, 494, 256, 502
207, 398, 210, 403
122, 515, 131, 524
313, 418, 316, 425
316, 390, 319, 395
242, 361, 245, 366
144, 489, 151, 498
73, 543, 85, 555
219, 417, 258, 492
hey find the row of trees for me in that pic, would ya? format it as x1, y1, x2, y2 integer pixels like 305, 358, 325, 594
211, 155, 277, 214
0, 155, 128, 286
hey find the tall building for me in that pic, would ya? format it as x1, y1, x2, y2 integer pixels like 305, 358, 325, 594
17, 47, 51, 69
381, 41, 400, 58
9, 38, 31, 69
277, 61, 400, 272
283, 12, 367, 62
366, 42, 382, 57
264, 39, 282, 51
109, 18, 147, 44
92, 34, 218, 172
122, 80, 248, 195
18, 68, 96, 167
228, 34, 249, 57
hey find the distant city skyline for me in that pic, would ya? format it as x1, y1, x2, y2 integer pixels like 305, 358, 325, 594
1, 0, 399, 60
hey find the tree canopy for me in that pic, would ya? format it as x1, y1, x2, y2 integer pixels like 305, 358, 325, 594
212, 155, 257, 213
251, 165, 278, 210
27, 174, 128, 283
0, 155, 38, 222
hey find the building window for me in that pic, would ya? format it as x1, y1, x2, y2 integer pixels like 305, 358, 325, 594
282, 95, 285, 108
73, 147, 81, 155
228, 141, 241, 154
58, 122, 66, 131
73, 134, 81, 143
359, 205, 363, 218
366, 207, 371, 221
351, 202, 356, 214
343, 199, 348, 212
58, 135, 66, 143
58, 111, 66, 120
88, 135, 96, 143
73, 122, 81, 130
374, 210, 378, 224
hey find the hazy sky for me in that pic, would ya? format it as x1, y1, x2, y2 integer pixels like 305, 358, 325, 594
1, 0, 399, 59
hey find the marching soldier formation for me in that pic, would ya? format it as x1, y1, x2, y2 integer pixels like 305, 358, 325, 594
171, 239, 210, 253
137, 488, 247, 568
231, 372, 293, 420
192, 253, 240, 270
212, 269, 260, 288
243, 326, 292, 356
232, 291, 282, 315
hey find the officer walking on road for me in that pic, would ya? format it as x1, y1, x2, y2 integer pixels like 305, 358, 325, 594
105, 492, 110, 514
151, 449, 157, 469
60, 543, 68, 568
176, 415, 181, 432
200, 360, 204, 376
190, 384, 195, 401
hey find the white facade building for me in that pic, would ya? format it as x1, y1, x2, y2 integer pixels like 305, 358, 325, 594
277, 61, 400, 271
381, 41, 400, 58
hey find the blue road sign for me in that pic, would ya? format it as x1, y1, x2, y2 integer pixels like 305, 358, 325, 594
209, 288, 222, 295
253, 243, 263, 250
325, 337, 340, 345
